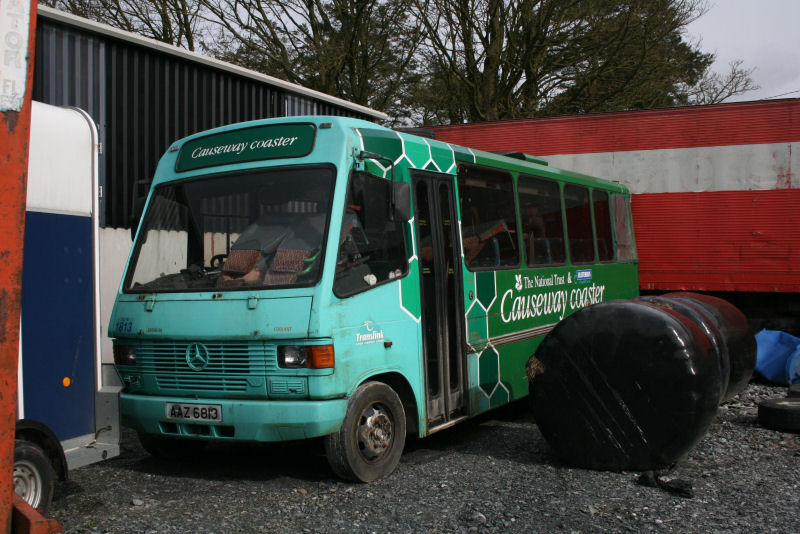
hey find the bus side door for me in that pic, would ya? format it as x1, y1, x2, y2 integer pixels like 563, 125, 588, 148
412, 170, 466, 428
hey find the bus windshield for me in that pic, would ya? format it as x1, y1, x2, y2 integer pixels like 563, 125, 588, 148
124, 166, 334, 293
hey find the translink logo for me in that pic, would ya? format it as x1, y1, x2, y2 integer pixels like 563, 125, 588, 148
356, 321, 385, 346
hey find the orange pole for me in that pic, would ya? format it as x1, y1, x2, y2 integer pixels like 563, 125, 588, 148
0, 0, 37, 531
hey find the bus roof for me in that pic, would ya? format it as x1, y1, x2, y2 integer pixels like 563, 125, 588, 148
155, 115, 631, 195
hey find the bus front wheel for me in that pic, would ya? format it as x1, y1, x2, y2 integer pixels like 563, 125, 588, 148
325, 381, 406, 482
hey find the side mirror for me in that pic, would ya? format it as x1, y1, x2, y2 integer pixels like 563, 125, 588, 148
392, 181, 410, 222
130, 196, 147, 242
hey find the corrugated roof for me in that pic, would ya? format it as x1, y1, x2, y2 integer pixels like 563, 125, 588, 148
431, 99, 800, 154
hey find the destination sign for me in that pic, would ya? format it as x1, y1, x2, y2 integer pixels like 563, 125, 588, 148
175, 123, 316, 172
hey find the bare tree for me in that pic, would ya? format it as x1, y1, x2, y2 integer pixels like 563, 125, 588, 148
684, 60, 759, 105
43, 0, 206, 50
201, 0, 423, 117
407, 0, 756, 123
42, 0, 758, 123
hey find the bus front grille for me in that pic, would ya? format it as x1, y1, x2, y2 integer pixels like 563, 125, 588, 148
132, 340, 277, 395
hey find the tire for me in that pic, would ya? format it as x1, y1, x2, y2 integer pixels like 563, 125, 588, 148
324, 382, 406, 482
138, 433, 208, 459
758, 398, 800, 433
788, 383, 800, 398
14, 440, 55, 513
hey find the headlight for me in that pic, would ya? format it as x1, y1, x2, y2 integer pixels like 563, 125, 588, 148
278, 346, 308, 368
278, 345, 335, 369
113, 345, 137, 366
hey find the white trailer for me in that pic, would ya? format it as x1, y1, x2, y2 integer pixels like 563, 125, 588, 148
14, 101, 121, 512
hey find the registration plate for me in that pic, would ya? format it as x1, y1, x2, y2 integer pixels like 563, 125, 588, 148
166, 403, 223, 422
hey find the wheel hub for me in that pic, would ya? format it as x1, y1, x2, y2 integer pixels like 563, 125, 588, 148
358, 405, 393, 461
13, 460, 42, 508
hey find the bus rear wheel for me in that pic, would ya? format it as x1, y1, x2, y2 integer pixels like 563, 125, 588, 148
14, 440, 55, 513
325, 381, 406, 482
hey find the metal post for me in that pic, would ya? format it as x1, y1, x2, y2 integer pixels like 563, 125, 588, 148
0, 0, 37, 531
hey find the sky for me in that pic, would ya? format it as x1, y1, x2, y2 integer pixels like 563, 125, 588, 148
685, 0, 800, 101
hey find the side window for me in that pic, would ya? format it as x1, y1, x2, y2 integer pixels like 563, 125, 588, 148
333, 172, 408, 297
518, 175, 566, 266
612, 194, 638, 262
592, 190, 614, 262
457, 165, 519, 270
564, 184, 594, 264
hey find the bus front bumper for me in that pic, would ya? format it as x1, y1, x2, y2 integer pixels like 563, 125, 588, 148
120, 393, 347, 441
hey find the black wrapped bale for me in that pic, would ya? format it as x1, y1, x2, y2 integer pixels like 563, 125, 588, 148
528, 300, 723, 471
662, 292, 756, 402
635, 295, 730, 402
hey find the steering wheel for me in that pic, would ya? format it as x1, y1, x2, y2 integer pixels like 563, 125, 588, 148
210, 254, 227, 269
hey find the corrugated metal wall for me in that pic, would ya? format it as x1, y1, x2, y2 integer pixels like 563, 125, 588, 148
33, 15, 373, 228
633, 189, 800, 293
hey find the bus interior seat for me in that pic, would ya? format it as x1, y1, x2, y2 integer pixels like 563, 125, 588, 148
597, 239, 611, 260
549, 237, 565, 262
570, 238, 594, 262
529, 236, 552, 265
264, 248, 312, 284
221, 249, 261, 275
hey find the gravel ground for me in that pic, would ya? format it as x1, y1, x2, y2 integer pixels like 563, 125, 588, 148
49, 383, 799, 533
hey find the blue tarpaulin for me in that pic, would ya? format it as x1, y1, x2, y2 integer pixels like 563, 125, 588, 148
755, 329, 800, 386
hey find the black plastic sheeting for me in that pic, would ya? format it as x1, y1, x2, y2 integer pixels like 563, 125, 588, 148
662, 292, 756, 401
636, 295, 730, 402
528, 300, 724, 471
